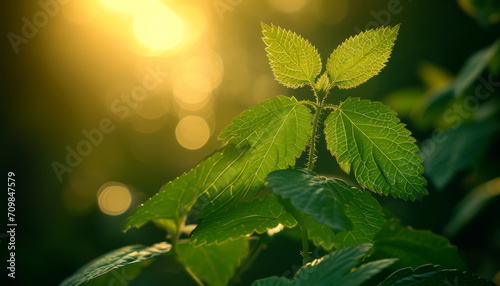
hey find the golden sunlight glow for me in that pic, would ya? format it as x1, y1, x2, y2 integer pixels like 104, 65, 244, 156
97, 182, 132, 216
268, 0, 308, 13
175, 116, 210, 150
101, 0, 141, 13
133, 1, 184, 51
173, 72, 212, 110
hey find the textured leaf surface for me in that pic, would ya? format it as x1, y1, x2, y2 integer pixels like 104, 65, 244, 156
325, 97, 427, 201
368, 219, 464, 271
379, 264, 439, 286
123, 144, 253, 234
252, 244, 395, 286
124, 96, 312, 233
327, 25, 399, 89
190, 195, 297, 246
177, 238, 247, 286
421, 121, 499, 190
199, 95, 313, 217
60, 242, 171, 286
266, 168, 351, 232
267, 168, 386, 248
262, 23, 321, 88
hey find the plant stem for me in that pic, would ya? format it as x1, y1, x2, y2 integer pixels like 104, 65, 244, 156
307, 103, 323, 171
300, 218, 309, 265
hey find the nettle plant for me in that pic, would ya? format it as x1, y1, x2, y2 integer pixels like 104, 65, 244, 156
62, 24, 496, 286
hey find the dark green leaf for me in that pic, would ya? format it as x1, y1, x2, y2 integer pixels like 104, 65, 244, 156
267, 168, 386, 249
421, 121, 500, 190
261, 23, 322, 88
305, 216, 336, 250
252, 244, 396, 286
380, 266, 495, 286
177, 238, 248, 286
325, 97, 427, 201
60, 242, 171, 286
443, 177, 500, 237
454, 40, 499, 96
379, 264, 440, 286
368, 219, 464, 271
266, 169, 351, 232
327, 25, 399, 89
190, 195, 297, 246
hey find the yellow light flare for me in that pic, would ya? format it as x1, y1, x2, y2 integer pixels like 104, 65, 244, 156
173, 72, 212, 110
101, 0, 141, 13
268, 0, 308, 13
175, 116, 210, 150
97, 182, 132, 216
133, 1, 184, 51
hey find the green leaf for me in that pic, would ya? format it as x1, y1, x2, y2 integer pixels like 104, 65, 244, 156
380, 266, 496, 286
176, 238, 248, 286
379, 264, 440, 286
454, 40, 499, 96
421, 121, 500, 190
266, 168, 351, 232
82, 260, 153, 286
190, 195, 297, 246
305, 216, 335, 251
123, 144, 253, 234
252, 243, 396, 286
327, 25, 399, 89
124, 96, 312, 233
368, 219, 464, 271
262, 23, 322, 88
443, 177, 500, 237
266, 168, 386, 248
200, 95, 313, 217
325, 97, 427, 201
60, 242, 172, 286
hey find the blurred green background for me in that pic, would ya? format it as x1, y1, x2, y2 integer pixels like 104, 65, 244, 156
1, 0, 500, 285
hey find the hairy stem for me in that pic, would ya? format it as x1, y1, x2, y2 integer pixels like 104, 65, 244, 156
307, 102, 323, 171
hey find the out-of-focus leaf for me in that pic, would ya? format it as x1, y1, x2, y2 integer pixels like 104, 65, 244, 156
444, 177, 500, 237
368, 219, 464, 271
383, 87, 424, 119
267, 168, 386, 249
454, 40, 499, 96
177, 238, 247, 286
327, 25, 399, 89
459, 0, 500, 27
380, 265, 495, 285
325, 97, 428, 201
252, 243, 396, 286
261, 23, 321, 88
60, 242, 172, 286
421, 121, 500, 190
190, 195, 297, 246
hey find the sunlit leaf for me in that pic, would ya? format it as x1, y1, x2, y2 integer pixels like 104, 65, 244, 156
190, 195, 297, 246
252, 243, 396, 286
266, 168, 386, 248
367, 219, 464, 271
124, 96, 312, 233
421, 121, 500, 190
327, 25, 399, 89
199, 95, 313, 217
177, 238, 247, 286
60, 242, 172, 286
325, 97, 427, 201
262, 23, 322, 88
